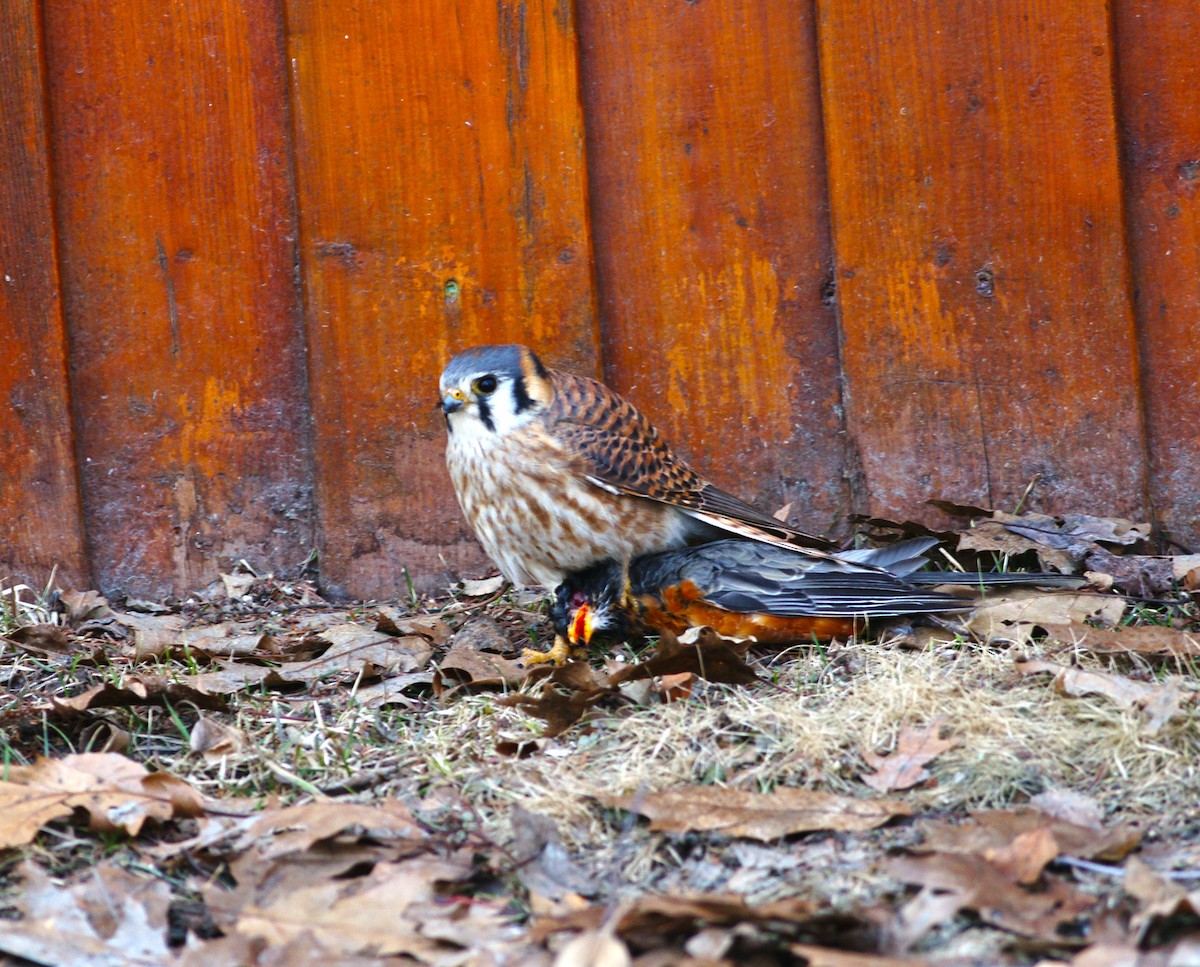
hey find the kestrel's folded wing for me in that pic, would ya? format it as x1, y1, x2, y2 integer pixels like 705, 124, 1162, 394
548, 372, 835, 554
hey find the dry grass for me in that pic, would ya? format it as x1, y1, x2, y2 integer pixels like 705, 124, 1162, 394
400, 631, 1200, 815
1, 573, 1198, 959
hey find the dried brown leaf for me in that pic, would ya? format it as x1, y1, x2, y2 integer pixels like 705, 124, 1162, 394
0, 860, 173, 966
374, 608, 452, 644
553, 930, 631, 967
176, 620, 233, 648
180, 664, 298, 695
890, 885, 973, 953
1084, 548, 1177, 596
958, 519, 1066, 567
860, 720, 957, 792
220, 571, 257, 599
435, 617, 529, 693
1000, 512, 1150, 550
53, 677, 228, 713
147, 798, 427, 863
178, 932, 384, 967
500, 667, 615, 737
351, 672, 435, 709
790, 945, 933, 966
1018, 658, 1157, 706
1028, 788, 1105, 829
985, 826, 1061, 885
116, 611, 186, 659
228, 853, 480, 957
606, 785, 911, 840
190, 716, 248, 760
181, 625, 432, 696
1016, 659, 1195, 734
179, 622, 274, 658
652, 671, 697, 702
0, 753, 204, 845
917, 808, 1142, 863
305, 622, 431, 676
532, 893, 818, 948
59, 588, 115, 627
609, 627, 758, 687
1055, 943, 1147, 967
241, 800, 427, 857
53, 678, 222, 713
1046, 623, 1200, 659
4, 623, 73, 655
1173, 554, 1200, 583
886, 851, 1096, 940
459, 575, 506, 597
80, 720, 132, 754
511, 806, 598, 901
1124, 856, 1200, 942
967, 590, 1127, 645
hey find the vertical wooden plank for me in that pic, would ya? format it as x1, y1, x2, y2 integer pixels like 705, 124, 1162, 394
1113, 3, 1200, 549
287, 0, 598, 597
0, 0, 88, 589
43, 0, 313, 596
819, 0, 1147, 524
577, 0, 847, 533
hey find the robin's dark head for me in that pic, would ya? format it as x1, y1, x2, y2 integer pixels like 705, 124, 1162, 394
552, 559, 630, 647
439, 345, 553, 437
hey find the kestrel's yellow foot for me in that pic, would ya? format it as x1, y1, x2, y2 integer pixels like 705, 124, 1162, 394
520, 634, 587, 666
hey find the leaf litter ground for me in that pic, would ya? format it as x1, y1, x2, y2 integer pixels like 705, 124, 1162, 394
0, 509, 1199, 965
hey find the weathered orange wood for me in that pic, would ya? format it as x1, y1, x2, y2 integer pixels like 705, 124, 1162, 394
0, 0, 88, 590
819, 0, 1147, 525
42, 0, 312, 596
577, 0, 847, 535
287, 0, 598, 597
1113, 3, 1200, 550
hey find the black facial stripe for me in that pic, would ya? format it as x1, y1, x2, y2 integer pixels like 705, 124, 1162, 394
530, 351, 548, 380
512, 374, 536, 414
477, 395, 495, 432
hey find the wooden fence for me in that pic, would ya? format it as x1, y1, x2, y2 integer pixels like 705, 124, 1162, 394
1, 0, 1196, 600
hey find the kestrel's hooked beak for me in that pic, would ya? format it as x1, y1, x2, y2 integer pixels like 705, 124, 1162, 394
568, 602, 595, 647
441, 388, 468, 415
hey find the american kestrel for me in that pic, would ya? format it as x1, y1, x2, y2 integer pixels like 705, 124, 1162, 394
440, 344, 834, 590
552, 538, 1084, 654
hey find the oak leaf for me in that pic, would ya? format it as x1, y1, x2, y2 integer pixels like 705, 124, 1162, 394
1016, 659, 1195, 734
605, 785, 911, 840
968, 590, 1126, 645
886, 851, 1096, 940
0, 754, 204, 846
0, 860, 173, 966
860, 720, 957, 792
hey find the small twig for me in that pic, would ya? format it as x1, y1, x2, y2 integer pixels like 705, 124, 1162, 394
1012, 474, 1040, 516
1054, 855, 1200, 882
316, 763, 409, 797
1052, 856, 1126, 878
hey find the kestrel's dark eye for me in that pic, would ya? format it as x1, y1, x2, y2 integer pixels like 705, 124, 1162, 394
474, 375, 498, 395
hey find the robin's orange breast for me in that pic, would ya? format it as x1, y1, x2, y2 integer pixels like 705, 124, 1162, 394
633, 581, 862, 643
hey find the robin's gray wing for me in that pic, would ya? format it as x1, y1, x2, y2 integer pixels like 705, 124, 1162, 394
548, 370, 835, 554
630, 540, 968, 618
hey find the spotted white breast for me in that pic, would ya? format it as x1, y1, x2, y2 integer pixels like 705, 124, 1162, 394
446, 421, 691, 588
